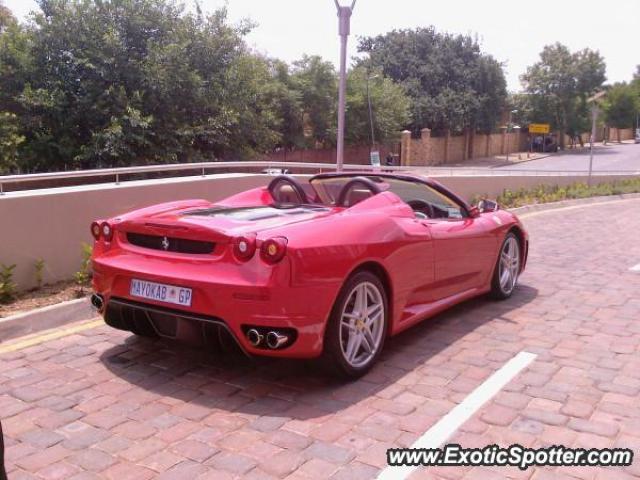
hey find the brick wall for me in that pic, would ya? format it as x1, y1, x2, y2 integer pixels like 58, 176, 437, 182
259, 144, 397, 166
402, 130, 527, 166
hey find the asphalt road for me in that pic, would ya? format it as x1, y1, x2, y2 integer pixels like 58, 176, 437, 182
496, 142, 640, 172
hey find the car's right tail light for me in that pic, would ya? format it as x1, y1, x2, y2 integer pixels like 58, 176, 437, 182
260, 237, 287, 264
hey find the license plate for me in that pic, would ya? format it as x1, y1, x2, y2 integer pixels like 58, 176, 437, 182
130, 279, 192, 307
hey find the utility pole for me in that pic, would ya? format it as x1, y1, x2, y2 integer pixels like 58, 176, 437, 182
334, 0, 356, 172
505, 109, 517, 162
366, 73, 378, 149
587, 91, 606, 186
588, 105, 598, 186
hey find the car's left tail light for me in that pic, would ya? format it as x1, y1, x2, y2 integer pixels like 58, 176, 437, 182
232, 234, 257, 261
90, 221, 102, 240
260, 237, 287, 264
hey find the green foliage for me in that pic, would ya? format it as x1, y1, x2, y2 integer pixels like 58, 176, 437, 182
344, 66, 410, 145
0, 0, 285, 170
358, 27, 508, 134
290, 55, 337, 147
604, 83, 639, 133
0, 111, 24, 172
74, 243, 93, 290
520, 43, 606, 146
34, 258, 45, 289
0, 263, 17, 303
496, 178, 640, 209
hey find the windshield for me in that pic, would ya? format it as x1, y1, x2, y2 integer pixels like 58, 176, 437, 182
310, 174, 469, 218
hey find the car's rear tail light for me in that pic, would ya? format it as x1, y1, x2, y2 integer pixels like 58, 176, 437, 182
232, 234, 257, 261
90, 221, 102, 240
260, 237, 287, 264
101, 221, 114, 242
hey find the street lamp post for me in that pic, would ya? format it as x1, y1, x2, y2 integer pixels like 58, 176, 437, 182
334, 0, 356, 172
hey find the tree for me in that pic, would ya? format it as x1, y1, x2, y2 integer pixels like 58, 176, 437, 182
268, 59, 304, 150
0, 111, 24, 173
520, 43, 606, 148
344, 66, 410, 145
0, 0, 290, 171
604, 83, 639, 142
290, 55, 337, 147
358, 27, 507, 136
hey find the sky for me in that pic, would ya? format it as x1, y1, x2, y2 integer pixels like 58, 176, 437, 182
4, 0, 638, 92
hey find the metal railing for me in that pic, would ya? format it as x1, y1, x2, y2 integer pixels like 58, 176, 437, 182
1, 160, 639, 194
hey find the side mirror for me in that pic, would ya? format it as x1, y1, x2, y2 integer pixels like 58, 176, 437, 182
477, 199, 499, 213
468, 206, 480, 218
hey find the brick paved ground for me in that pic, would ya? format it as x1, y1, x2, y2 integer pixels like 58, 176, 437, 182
1, 198, 639, 480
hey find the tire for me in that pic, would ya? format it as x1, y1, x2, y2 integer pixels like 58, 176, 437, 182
321, 271, 388, 379
490, 232, 521, 300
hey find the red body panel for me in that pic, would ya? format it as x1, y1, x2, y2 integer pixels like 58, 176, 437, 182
91, 173, 528, 358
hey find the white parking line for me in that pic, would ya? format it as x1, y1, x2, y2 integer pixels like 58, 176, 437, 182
376, 351, 537, 480
630, 264, 640, 272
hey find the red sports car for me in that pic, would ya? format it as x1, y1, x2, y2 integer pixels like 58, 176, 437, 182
90, 173, 528, 377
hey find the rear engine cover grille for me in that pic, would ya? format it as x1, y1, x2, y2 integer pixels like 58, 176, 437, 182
127, 232, 214, 254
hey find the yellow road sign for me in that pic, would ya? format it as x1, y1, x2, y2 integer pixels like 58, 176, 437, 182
529, 123, 550, 134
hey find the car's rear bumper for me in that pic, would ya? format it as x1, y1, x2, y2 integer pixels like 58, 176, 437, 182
91, 254, 339, 358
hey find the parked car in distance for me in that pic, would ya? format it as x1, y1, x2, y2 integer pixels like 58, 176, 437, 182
90, 173, 529, 377
635, 128, 640, 144
532, 134, 559, 152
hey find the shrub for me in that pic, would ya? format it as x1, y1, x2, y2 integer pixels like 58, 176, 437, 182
496, 177, 640, 209
0, 264, 17, 304
34, 258, 45, 289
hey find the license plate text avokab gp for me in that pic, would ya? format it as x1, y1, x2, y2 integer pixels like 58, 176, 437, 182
130, 279, 192, 307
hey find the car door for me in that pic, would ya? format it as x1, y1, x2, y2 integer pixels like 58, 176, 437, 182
385, 177, 496, 302
423, 214, 496, 301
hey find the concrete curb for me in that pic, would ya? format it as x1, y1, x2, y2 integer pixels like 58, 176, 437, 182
510, 192, 640, 216
0, 297, 94, 343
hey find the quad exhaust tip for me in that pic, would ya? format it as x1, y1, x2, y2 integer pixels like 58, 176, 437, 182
91, 293, 104, 312
246, 329, 263, 347
266, 331, 289, 349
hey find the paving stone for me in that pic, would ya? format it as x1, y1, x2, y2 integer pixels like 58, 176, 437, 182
18, 428, 65, 448
330, 461, 380, 480
206, 451, 257, 475
303, 441, 355, 465
480, 404, 519, 426
170, 439, 219, 462
567, 418, 619, 438
265, 430, 312, 450
259, 449, 306, 477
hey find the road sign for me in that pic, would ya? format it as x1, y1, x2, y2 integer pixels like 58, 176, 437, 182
370, 150, 380, 167
529, 123, 550, 134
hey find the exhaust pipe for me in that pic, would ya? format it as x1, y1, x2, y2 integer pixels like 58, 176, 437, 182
246, 329, 263, 347
91, 293, 104, 312
266, 331, 289, 349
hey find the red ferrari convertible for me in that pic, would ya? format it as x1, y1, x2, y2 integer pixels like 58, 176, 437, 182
91, 173, 528, 377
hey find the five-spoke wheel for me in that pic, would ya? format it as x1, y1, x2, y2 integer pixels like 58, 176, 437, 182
491, 232, 521, 299
322, 271, 388, 378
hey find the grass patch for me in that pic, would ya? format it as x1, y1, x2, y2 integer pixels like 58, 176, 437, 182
487, 177, 640, 209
